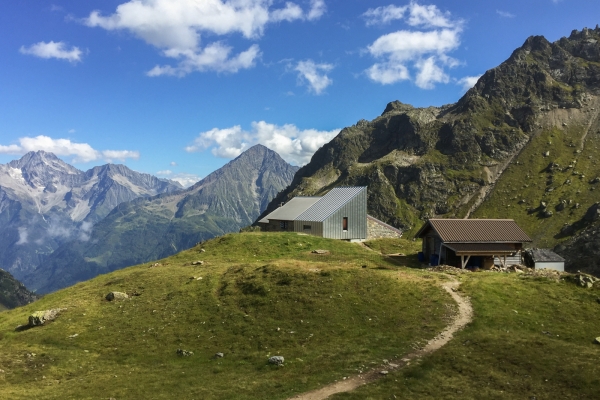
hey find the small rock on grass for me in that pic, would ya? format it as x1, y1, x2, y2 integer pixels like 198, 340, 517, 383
269, 356, 284, 365
106, 292, 128, 301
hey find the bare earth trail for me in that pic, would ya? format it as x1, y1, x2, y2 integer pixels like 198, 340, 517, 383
289, 277, 473, 400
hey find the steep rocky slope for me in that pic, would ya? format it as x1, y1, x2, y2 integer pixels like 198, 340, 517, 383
260, 27, 600, 255
0, 151, 182, 280
30, 145, 298, 293
0, 269, 37, 311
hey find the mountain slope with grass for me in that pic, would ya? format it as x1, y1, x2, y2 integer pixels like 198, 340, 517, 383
0, 232, 451, 399
29, 145, 299, 293
259, 27, 600, 259
1, 232, 598, 399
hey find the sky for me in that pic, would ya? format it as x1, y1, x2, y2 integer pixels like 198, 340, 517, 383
1, 0, 599, 187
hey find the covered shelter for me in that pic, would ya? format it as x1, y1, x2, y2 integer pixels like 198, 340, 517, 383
258, 187, 367, 240
415, 219, 532, 269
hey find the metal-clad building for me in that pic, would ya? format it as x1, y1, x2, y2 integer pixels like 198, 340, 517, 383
259, 187, 368, 240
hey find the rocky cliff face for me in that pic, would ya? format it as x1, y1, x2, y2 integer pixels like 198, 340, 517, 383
258, 27, 600, 272
29, 145, 299, 293
0, 268, 38, 311
0, 151, 182, 280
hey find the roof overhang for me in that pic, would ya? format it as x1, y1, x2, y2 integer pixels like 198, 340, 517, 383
443, 242, 519, 256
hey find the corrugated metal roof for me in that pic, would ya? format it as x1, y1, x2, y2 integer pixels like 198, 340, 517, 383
525, 248, 565, 262
296, 187, 366, 222
444, 243, 518, 255
417, 218, 532, 242
258, 197, 321, 223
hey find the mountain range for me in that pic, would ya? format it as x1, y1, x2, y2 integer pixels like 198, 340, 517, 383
27, 144, 298, 293
0, 151, 182, 282
259, 27, 600, 275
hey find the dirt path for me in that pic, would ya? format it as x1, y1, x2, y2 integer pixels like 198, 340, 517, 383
288, 278, 473, 400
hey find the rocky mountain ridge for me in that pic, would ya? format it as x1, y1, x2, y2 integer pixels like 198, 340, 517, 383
0, 151, 182, 280
29, 144, 299, 293
259, 27, 600, 274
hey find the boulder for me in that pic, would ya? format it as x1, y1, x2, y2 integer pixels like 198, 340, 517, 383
269, 356, 285, 365
28, 308, 65, 326
106, 292, 129, 301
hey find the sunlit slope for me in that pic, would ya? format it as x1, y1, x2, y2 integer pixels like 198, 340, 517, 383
0, 232, 451, 400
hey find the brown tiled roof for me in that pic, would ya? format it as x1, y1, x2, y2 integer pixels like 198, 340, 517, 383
444, 243, 519, 255
417, 218, 532, 243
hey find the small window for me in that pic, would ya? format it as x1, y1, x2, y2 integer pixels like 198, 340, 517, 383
342, 217, 348, 231
303, 225, 311, 230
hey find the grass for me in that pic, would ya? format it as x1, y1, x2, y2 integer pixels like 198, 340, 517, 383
473, 124, 600, 247
331, 272, 600, 399
0, 232, 452, 400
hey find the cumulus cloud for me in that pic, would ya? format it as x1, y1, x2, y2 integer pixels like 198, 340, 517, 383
294, 60, 334, 94
19, 41, 83, 63
496, 10, 515, 18
363, 2, 463, 89
0, 135, 139, 163
84, 0, 325, 76
185, 121, 340, 165
457, 74, 481, 91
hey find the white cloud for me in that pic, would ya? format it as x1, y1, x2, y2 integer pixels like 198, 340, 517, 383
84, 0, 325, 76
19, 41, 83, 63
169, 173, 201, 188
496, 10, 515, 18
16, 227, 28, 245
363, 1, 455, 28
0, 135, 139, 163
186, 121, 340, 165
456, 74, 482, 91
363, 2, 463, 89
294, 60, 334, 94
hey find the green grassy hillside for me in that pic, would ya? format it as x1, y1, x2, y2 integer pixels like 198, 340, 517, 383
473, 123, 600, 248
333, 272, 600, 399
0, 233, 451, 399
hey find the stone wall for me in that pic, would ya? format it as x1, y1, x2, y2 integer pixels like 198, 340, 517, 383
367, 216, 403, 239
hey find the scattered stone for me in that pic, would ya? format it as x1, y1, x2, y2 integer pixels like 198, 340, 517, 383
192, 261, 204, 266
311, 250, 329, 255
269, 356, 285, 365
176, 349, 193, 357
28, 308, 66, 326
106, 292, 129, 301
215, 352, 224, 358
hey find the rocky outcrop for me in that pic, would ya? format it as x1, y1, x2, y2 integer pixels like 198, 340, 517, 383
0, 269, 38, 310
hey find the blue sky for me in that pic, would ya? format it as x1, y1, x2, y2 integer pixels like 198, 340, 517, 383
1, 0, 598, 186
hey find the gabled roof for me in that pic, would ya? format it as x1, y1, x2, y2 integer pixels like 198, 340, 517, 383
416, 218, 532, 243
258, 197, 320, 223
296, 187, 365, 222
